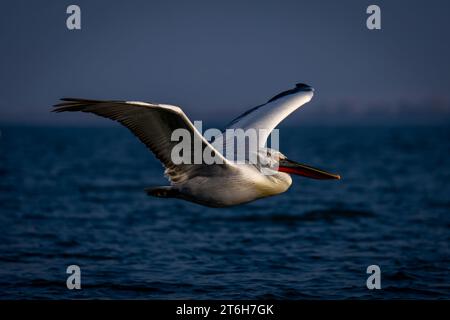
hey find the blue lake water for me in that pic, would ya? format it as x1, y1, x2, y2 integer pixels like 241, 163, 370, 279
0, 125, 449, 299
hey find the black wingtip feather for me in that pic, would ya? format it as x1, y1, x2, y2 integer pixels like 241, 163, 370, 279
52, 98, 109, 112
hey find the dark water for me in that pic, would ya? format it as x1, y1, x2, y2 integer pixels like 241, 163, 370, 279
0, 125, 449, 299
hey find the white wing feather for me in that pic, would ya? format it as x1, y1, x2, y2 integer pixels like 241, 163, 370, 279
223, 84, 314, 148
53, 98, 233, 184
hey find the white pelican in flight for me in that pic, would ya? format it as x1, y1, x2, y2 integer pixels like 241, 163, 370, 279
53, 83, 340, 207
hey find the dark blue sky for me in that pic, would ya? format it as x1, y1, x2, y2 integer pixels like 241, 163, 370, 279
1, 0, 450, 125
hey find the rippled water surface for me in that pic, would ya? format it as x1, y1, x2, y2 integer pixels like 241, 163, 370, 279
0, 126, 449, 299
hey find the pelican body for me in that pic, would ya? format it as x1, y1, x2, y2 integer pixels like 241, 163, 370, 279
54, 83, 340, 207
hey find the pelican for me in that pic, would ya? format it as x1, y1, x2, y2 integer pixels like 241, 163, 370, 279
53, 83, 340, 207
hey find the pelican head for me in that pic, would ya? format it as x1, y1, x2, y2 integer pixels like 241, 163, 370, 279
258, 148, 341, 180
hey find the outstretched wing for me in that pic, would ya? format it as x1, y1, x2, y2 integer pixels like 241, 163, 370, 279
53, 98, 232, 184
225, 83, 314, 148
